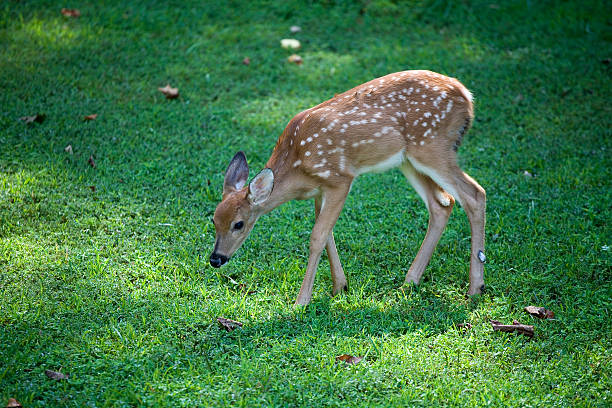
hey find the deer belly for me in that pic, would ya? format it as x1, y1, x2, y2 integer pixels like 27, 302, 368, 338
353, 149, 405, 176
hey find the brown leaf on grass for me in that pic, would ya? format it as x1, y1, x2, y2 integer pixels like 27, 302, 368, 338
237, 283, 257, 295
20, 114, 45, 124
88, 155, 96, 168
336, 354, 363, 365
61, 8, 81, 17
217, 317, 243, 332
158, 84, 179, 99
44, 369, 69, 380
288, 54, 303, 65
64, 145, 73, 154
490, 320, 534, 337
6, 398, 22, 408
242, 57, 251, 65
524, 306, 554, 319
89, 185, 96, 192
83, 114, 98, 121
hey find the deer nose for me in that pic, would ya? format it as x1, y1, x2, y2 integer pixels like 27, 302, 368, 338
209, 253, 228, 268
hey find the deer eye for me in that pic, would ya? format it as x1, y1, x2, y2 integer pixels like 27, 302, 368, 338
233, 221, 244, 230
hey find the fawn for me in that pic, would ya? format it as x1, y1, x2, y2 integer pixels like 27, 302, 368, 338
210, 70, 486, 305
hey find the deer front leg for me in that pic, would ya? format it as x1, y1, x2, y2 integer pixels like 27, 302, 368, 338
315, 196, 348, 296
295, 185, 351, 306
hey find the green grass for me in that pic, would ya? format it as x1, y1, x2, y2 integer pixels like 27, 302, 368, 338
1, 0, 611, 406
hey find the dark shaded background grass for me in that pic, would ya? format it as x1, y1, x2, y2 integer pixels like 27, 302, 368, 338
1, 0, 611, 406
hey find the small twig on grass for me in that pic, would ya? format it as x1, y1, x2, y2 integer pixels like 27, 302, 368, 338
490, 320, 534, 337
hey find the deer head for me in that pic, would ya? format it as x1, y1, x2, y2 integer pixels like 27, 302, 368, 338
209, 152, 274, 267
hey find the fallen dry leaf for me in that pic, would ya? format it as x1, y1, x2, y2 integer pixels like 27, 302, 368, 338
290, 25, 301, 33
524, 306, 554, 319
158, 84, 179, 99
89, 185, 96, 192
64, 145, 73, 154
44, 369, 69, 380
217, 317, 243, 332
88, 155, 96, 168
83, 114, 98, 121
237, 283, 257, 295
336, 354, 363, 365
242, 57, 251, 65
6, 398, 22, 408
490, 320, 534, 337
281, 38, 301, 50
61, 8, 81, 17
288, 54, 303, 65
19, 114, 45, 124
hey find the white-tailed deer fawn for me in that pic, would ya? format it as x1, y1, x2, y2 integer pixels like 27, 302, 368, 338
210, 70, 486, 306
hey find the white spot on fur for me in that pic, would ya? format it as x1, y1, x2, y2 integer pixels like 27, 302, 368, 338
446, 100, 454, 113
293, 160, 302, 167
305, 151, 311, 156
316, 170, 331, 178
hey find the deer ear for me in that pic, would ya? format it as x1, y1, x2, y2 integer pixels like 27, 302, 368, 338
248, 168, 274, 205
223, 152, 249, 195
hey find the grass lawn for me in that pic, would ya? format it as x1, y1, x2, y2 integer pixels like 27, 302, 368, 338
1, 0, 611, 406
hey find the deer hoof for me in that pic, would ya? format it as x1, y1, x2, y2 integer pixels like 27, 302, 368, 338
467, 284, 485, 296
332, 283, 348, 296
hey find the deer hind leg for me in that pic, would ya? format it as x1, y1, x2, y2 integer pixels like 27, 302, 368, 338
315, 196, 348, 296
408, 158, 486, 295
399, 161, 455, 286
296, 183, 351, 306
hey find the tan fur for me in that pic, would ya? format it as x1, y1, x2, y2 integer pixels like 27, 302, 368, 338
213, 70, 486, 305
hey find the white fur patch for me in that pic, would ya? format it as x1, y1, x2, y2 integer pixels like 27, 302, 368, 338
354, 150, 405, 176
